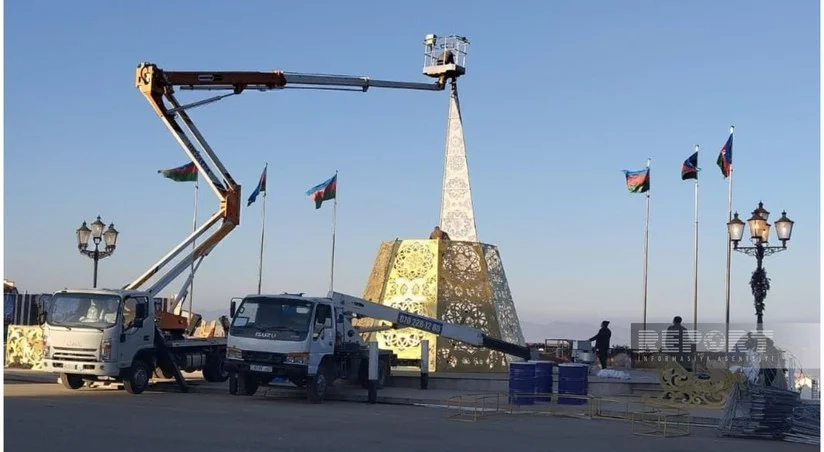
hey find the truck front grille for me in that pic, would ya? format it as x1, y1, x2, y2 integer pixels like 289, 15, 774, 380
241, 351, 285, 364
52, 347, 98, 362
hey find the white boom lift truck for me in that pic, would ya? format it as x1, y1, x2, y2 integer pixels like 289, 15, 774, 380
225, 292, 534, 403
38, 39, 454, 395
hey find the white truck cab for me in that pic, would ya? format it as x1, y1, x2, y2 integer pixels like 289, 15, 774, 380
225, 291, 535, 404
41, 289, 156, 393
225, 293, 393, 403
41, 288, 228, 394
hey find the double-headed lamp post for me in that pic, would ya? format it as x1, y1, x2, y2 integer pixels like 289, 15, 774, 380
727, 202, 794, 331
76, 216, 120, 288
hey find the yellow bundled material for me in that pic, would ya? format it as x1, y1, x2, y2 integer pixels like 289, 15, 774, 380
194, 320, 217, 338
5, 325, 44, 370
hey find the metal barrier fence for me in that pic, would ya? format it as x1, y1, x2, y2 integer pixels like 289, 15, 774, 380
442, 390, 695, 437
4, 293, 49, 347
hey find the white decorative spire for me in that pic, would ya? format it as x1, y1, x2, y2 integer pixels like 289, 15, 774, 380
439, 81, 478, 242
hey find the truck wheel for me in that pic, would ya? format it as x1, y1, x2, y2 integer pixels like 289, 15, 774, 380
202, 357, 229, 383
306, 365, 331, 404
378, 359, 391, 389
124, 360, 150, 395
237, 372, 259, 396
60, 373, 84, 390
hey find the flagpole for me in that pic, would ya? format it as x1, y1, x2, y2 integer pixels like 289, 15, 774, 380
642, 158, 651, 331
189, 178, 198, 316
257, 163, 268, 295
693, 145, 700, 333
329, 170, 338, 294
724, 125, 734, 358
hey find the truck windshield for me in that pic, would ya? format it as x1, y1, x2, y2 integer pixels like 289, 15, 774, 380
47, 293, 121, 330
230, 297, 313, 342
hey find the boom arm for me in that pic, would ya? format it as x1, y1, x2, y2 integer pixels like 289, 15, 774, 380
128, 63, 445, 298
176, 71, 446, 92
328, 292, 533, 361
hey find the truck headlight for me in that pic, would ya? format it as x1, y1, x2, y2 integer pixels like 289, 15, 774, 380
226, 346, 243, 360
42, 337, 50, 359
100, 339, 112, 362
285, 353, 308, 365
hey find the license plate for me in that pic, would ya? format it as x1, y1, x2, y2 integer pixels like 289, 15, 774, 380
250, 364, 272, 373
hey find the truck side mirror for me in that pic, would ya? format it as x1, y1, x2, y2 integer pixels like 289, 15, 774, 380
135, 303, 147, 320
230, 301, 237, 318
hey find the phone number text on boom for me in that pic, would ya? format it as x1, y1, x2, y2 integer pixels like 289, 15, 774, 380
397, 313, 443, 335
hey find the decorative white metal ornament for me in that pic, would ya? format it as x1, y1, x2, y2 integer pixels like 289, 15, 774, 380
439, 82, 478, 242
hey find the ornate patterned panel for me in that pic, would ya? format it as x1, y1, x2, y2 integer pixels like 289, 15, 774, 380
362, 241, 397, 303
357, 241, 399, 336
374, 240, 440, 365
439, 85, 478, 242
646, 365, 741, 408
435, 241, 507, 372
481, 244, 526, 347
359, 239, 526, 373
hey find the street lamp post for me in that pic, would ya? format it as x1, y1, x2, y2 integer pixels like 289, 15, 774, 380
727, 202, 794, 332
76, 216, 120, 288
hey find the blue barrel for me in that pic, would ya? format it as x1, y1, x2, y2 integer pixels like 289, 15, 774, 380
533, 361, 553, 402
508, 362, 536, 406
557, 363, 589, 405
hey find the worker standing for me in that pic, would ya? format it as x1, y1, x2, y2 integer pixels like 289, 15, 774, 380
666, 316, 695, 371
589, 320, 611, 369
429, 226, 451, 240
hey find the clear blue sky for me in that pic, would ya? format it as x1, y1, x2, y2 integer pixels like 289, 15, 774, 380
4, 1, 819, 338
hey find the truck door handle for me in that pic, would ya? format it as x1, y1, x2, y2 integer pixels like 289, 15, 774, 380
143, 335, 150, 341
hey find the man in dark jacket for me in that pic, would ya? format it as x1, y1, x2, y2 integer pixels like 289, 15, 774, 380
666, 316, 694, 371
429, 226, 451, 240
666, 316, 688, 352
589, 320, 611, 369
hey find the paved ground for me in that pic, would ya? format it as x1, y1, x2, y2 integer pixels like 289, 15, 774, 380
4, 381, 815, 452
0, 369, 729, 424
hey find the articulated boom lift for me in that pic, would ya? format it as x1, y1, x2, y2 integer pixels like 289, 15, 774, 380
129, 59, 448, 331
41, 36, 470, 395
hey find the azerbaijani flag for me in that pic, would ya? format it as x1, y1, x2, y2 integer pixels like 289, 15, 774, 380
622, 168, 650, 194
305, 173, 337, 209
681, 151, 699, 181
158, 162, 198, 182
247, 164, 267, 207
716, 131, 733, 178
